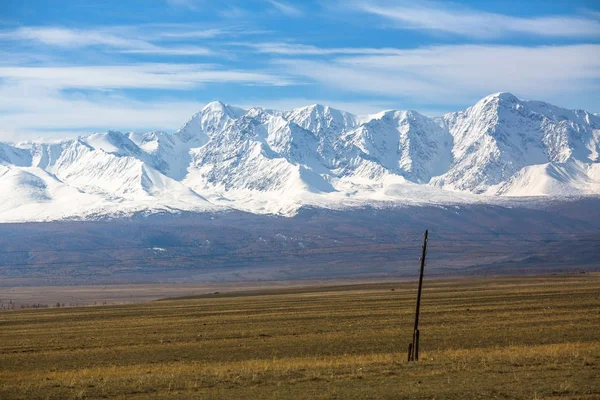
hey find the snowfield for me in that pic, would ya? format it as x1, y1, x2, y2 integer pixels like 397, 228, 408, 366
1, 92, 599, 222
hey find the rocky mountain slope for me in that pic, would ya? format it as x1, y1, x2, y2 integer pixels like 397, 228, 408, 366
1, 92, 599, 222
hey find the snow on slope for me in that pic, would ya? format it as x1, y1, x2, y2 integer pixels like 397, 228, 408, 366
1, 93, 599, 222
0, 133, 219, 222
490, 160, 600, 196
349, 110, 453, 183
0, 142, 32, 166
0, 165, 107, 222
175, 101, 246, 145
431, 93, 600, 193
183, 110, 336, 201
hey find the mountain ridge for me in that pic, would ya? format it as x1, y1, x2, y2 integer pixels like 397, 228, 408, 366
1, 92, 599, 222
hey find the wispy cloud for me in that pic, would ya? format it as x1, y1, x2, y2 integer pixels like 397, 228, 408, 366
0, 27, 146, 48
119, 46, 214, 56
274, 44, 600, 105
0, 26, 216, 56
351, 0, 600, 38
2, 0, 600, 141
0, 86, 392, 141
0, 64, 292, 90
157, 26, 271, 40
158, 28, 225, 39
165, 0, 204, 11
0, 83, 206, 141
266, 0, 304, 17
237, 42, 403, 55
219, 6, 249, 19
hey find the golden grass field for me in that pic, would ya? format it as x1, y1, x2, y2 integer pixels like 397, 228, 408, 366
1, 274, 599, 399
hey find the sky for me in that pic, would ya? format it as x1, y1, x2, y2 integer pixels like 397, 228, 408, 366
1, 0, 599, 141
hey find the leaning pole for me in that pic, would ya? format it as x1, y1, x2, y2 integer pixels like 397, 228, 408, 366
408, 229, 428, 362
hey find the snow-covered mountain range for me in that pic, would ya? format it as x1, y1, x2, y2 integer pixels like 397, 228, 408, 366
1, 92, 599, 222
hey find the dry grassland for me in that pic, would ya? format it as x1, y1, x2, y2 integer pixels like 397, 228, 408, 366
0, 274, 599, 399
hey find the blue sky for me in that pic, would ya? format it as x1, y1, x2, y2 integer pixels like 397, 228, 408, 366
1, 0, 599, 140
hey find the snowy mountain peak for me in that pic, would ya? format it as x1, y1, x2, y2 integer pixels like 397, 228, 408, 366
486, 92, 519, 102
373, 109, 429, 121
350, 108, 453, 183
175, 101, 247, 144
432, 92, 600, 193
84, 131, 141, 156
201, 100, 246, 117
0, 93, 599, 221
284, 104, 357, 135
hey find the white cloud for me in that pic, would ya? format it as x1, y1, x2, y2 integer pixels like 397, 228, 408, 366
0, 61, 295, 140
3, 42, 599, 140
3, 9, 600, 141
266, 0, 304, 17
0, 83, 205, 141
352, 0, 600, 38
0, 26, 215, 56
119, 46, 214, 56
165, 0, 204, 10
158, 28, 225, 39
237, 42, 404, 55
275, 58, 452, 98
0, 26, 146, 48
274, 44, 600, 108
0, 78, 389, 140
219, 6, 249, 19
0, 63, 292, 90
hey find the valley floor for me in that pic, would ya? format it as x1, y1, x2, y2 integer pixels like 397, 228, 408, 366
0, 278, 395, 308
0, 274, 599, 399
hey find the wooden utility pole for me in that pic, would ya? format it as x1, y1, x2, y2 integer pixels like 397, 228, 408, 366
408, 229, 428, 362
